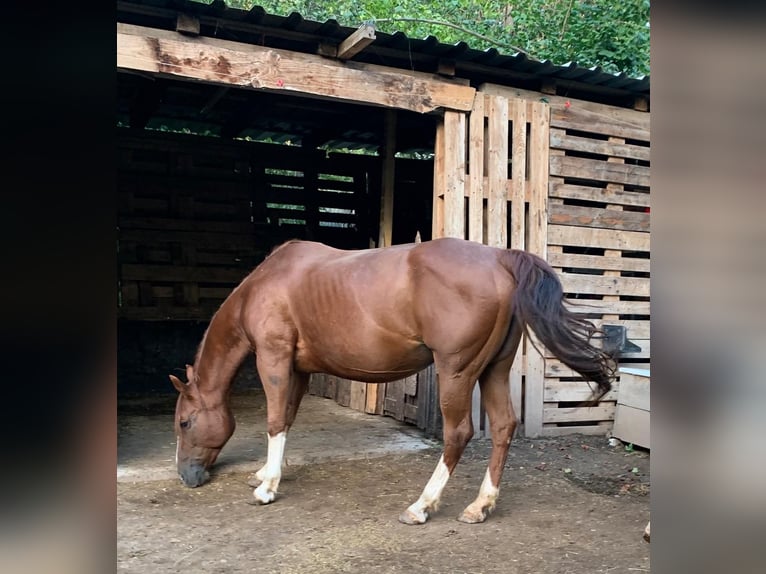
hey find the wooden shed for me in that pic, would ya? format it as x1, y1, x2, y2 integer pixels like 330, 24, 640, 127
116, 0, 650, 439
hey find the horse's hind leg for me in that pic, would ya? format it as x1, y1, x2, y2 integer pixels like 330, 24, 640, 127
458, 354, 518, 523
399, 361, 479, 525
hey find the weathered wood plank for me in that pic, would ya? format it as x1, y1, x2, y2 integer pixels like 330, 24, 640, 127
478, 84, 650, 136
349, 381, 367, 412
550, 156, 650, 188
543, 380, 619, 402
121, 264, 247, 283
548, 225, 650, 251
550, 129, 650, 162
566, 299, 650, 316
549, 182, 649, 208
549, 204, 650, 232
443, 111, 466, 239
118, 305, 223, 321
560, 273, 650, 297
335, 378, 352, 407
432, 121, 445, 239
468, 95, 485, 243
118, 216, 253, 234
118, 228, 254, 250
510, 99, 527, 250
377, 110, 396, 247
487, 95, 509, 247
524, 101, 550, 438
540, 424, 611, 437
543, 404, 616, 423
550, 105, 649, 142
548, 251, 650, 273
117, 24, 475, 113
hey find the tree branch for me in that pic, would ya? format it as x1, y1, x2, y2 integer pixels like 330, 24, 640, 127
371, 17, 533, 58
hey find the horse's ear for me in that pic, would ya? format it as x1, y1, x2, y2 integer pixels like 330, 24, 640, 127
185, 364, 195, 382
169, 374, 188, 395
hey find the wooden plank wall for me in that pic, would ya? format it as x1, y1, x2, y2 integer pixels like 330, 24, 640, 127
541, 97, 650, 437
117, 130, 385, 321
432, 96, 549, 437
439, 85, 650, 438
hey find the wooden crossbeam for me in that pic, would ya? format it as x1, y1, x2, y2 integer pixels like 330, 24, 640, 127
117, 23, 475, 114
336, 24, 376, 60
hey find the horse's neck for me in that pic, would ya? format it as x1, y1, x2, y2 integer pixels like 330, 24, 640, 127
194, 303, 250, 401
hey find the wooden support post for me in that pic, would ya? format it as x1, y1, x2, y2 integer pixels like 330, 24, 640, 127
509, 99, 528, 433
524, 100, 550, 438
367, 111, 397, 414
377, 110, 396, 248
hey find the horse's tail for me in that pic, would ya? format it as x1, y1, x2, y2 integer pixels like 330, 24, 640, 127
502, 250, 616, 400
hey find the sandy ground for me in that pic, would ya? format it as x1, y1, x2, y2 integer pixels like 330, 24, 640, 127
118, 390, 650, 573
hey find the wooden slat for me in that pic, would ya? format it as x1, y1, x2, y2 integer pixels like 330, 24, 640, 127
349, 381, 367, 412
559, 274, 650, 297
510, 99, 527, 250
541, 424, 611, 437
118, 228, 253, 250
117, 24, 475, 113
335, 378, 352, 407
432, 121, 445, 239
548, 251, 650, 273
523, 100, 550, 438
566, 299, 650, 316
443, 111, 466, 238
544, 380, 619, 402
549, 129, 650, 162
378, 110, 396, 247
487, 95, 509, 247
467, 94, 485, 243
550, 106, 649, 142
118, 305, 222, 321
549, 204, 649, 232
549, 183, 649, 208
550, 156, 650, 187
548, 225, 650, 251
543, 404, 616, 423
121, 264, 246, 284
479, 84, 650, 138
118, 216, 253, 234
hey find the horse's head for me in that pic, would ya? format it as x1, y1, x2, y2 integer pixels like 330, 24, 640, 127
169, 365, 235, 488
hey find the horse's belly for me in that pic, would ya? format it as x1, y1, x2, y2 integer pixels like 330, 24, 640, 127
294, 335, 433, 383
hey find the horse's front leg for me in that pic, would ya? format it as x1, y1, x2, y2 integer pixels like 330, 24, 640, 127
250, 351, 304, 504
251, 371, 309, 486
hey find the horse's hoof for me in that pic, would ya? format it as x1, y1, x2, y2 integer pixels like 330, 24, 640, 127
457, 508, 488, 524
398, 509, 428, 525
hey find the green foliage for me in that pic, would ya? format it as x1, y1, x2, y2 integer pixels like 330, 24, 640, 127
209, 0, 649, 76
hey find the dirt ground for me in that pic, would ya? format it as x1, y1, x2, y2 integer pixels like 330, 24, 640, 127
118, 392, 650, 574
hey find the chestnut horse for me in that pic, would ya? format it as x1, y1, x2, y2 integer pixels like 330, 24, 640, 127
170, 237, 614, 524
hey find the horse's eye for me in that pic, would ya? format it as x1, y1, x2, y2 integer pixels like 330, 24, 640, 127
180, 420, 190, 430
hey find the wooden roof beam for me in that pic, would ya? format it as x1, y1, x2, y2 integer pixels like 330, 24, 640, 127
318, 24, 376, 60
117, 23, 475, 114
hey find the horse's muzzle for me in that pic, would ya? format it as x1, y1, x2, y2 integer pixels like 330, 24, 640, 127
178, 463, 210, 488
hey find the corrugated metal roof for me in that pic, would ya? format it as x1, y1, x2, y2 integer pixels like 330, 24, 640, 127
117, 0, 649, 101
